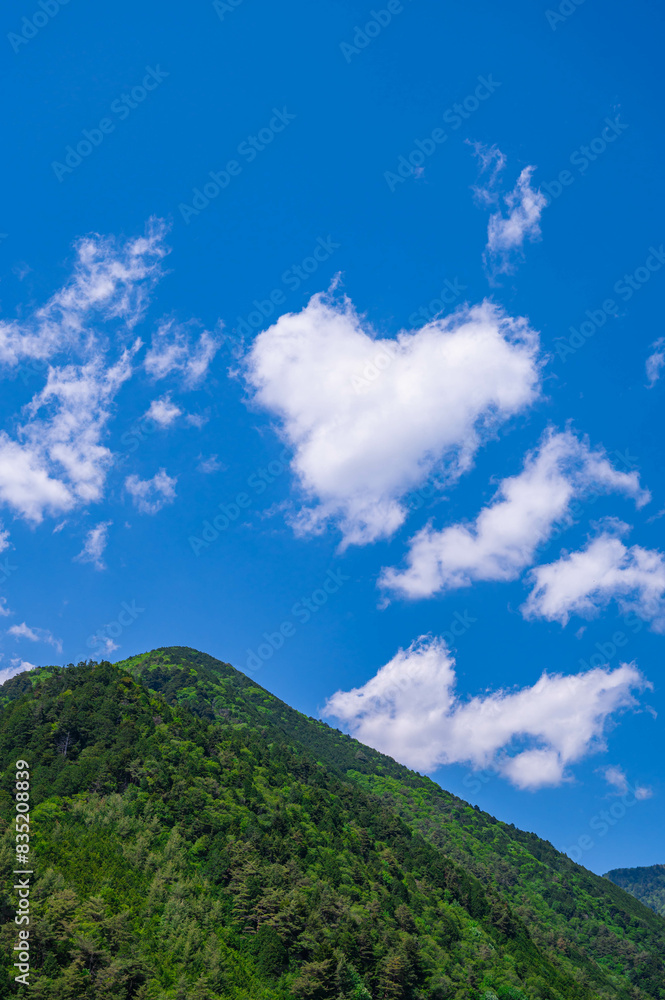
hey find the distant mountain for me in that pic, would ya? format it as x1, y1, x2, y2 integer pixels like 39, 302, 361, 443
0, 645, 664, 999
605, 865, 665, 918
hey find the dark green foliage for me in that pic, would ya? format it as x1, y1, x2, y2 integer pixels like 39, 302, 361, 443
0, 647, 663, 999
605, 865, 665, 917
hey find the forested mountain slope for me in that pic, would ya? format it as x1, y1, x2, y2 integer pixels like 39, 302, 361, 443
0, 646, 662, 999
605, 866, 665, 918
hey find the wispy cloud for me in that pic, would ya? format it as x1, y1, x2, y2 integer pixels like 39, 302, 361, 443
125, 469, 177, 514
472, 145, 546, 278
144, 319, 219, 387
8, 621, 63, 653
602, 765, 653, 800
74, 521, 112, 571
0, 346, 138, 522
646, 337, 665, 387
0, 219, 168, 368
197, 454, 223, 474
324, 637, 650, 790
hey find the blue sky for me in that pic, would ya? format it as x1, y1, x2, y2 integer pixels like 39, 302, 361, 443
1, 0, 664, 874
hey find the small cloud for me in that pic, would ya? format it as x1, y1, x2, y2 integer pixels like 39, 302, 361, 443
0, 658, 36, 685
472, 146, 546, 278
125, 469, 177, 515
89, 634, 119, 657
145, 394, 182, 427
646, 338, 665, 387
0, 522, 9, 553
75, 521, 112, 571
602, 765, 653, 800
0, 597, 11, 617
197, 454, 224, 474
523, 528, 665, 632
186, 413, 209, 429
144, 319, 220, 387
485, 167, 546, 277
12, 262, 32, 281
7, 622, 63, 653
469, 141, 507, 206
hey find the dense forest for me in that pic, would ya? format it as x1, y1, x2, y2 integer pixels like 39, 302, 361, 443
0, 646, 663, 999
605, 866, 665, 918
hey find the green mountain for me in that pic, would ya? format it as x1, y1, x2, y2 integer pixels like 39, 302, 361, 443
605, 866, 665, 918
0, 645, 663, 999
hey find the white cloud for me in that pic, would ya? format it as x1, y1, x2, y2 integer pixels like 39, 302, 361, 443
0, 522, 9, 552
245, 292, 542, 547
144, 319, 219, 387
197, 454, 223, 474
8, 621, 62, 653
145, 394, 182, 427
75, 521, 112, 571
0, 597, 11, 617
476, 150, 546, 276
602, 765, 653, 801
0, 658, 36, 685
0, 220, 168, 368
0, 347, 138, 523
0, 434, 74, 522
93, 636, 119, 657
646, 337, 665, 387
382, 429, 648, 599
125, 469, 177, 514
523, 526, 665, 630
324, 636, 650, 790
469, 142, 507, 206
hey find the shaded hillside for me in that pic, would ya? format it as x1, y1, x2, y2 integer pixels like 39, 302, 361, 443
0, 647, 662, 999
605, 866, 665, 918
